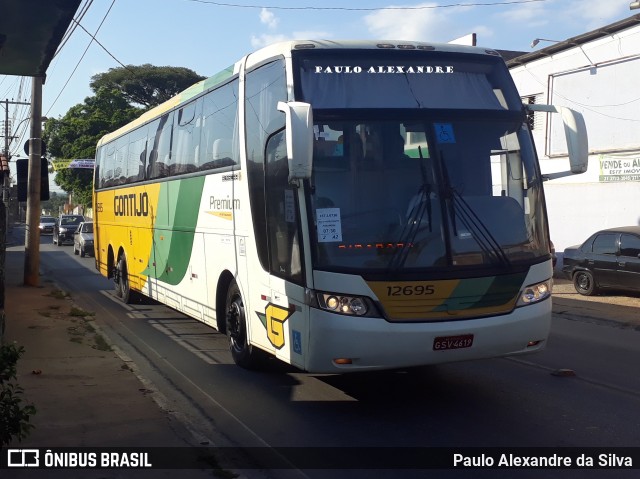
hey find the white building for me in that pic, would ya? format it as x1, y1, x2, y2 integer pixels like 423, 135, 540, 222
507, 14, 640, 263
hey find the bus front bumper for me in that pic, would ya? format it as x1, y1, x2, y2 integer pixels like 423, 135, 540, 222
305, 299, 551, 373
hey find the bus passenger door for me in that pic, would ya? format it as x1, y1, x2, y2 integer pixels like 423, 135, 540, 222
264, 130, 308, 370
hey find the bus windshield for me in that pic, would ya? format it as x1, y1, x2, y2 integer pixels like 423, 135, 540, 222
295, 49, 547, 275
307, 115, 547, 275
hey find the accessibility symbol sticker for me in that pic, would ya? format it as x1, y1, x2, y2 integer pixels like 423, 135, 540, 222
434, 123, 456, 144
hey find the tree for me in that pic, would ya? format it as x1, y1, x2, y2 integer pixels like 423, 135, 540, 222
44, 64, 206, 210
90, 64, 206, 108
44, 87, 142, 209
40, 192, 68, 216
0, 343, 36, 446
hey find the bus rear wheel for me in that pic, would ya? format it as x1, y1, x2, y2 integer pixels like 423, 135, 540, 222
225, 281, 263, 369
114, 255, 137, 304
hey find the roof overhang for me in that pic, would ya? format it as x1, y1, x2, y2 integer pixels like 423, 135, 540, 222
0, 0, 81, 77
507, 13, 640, 68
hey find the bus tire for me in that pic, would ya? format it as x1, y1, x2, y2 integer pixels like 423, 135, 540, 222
225, 281, 263, 369
115, 255, 137, 304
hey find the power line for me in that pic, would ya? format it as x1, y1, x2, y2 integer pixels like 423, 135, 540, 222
46, 0, 117, 117
54, 0, 95, 59
186, 0, 549, 11
71, 18, 135, 74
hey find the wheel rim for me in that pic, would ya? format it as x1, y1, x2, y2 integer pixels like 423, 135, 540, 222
577, 272, 591, 291
227, 297, 246, 354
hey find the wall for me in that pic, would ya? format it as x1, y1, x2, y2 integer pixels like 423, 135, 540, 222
509, 22, 640, 258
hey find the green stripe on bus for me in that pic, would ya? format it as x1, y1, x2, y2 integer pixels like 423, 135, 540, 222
144, 176, 206, 285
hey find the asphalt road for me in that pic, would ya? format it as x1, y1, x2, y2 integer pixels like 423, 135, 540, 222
34, 231, 640, 479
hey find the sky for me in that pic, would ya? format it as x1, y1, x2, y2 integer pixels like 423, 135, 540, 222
0, 0, 636, 190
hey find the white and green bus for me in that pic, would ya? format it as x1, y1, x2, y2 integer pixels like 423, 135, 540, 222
93, 40, 588, 373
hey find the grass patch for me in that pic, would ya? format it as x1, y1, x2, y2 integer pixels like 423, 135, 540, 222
69, 307, 94, 318
46, 289, 69, 300
92, 334, 112, 352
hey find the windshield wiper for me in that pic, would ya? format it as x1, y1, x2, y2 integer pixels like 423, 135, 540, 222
438, 151, 510, 267
387, 146, 432, 271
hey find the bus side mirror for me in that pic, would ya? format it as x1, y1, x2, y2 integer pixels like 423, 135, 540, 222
277, 101, 313, 182
526, 104, 588, 179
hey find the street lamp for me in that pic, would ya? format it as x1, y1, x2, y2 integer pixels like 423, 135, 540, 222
530, 38, 562, 48
530, 37, 595, 68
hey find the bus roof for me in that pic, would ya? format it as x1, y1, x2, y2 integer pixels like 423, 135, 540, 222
244, 39, 499, 68
97, 40, 501, 147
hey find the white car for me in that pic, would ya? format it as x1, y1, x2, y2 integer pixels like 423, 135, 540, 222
73, 221, 94, 257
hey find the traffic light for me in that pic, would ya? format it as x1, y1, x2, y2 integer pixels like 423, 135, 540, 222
16, 157, 50, 201
0, 154, 9, 176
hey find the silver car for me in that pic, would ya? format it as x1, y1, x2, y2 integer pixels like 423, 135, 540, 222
73, 221, 94, 257
39, 216, 56, 235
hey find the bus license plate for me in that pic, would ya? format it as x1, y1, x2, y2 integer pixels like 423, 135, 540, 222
433, 334, 474, 351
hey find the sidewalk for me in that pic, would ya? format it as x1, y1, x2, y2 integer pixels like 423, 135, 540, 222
552, 276, 640, 328
1, 240, 221, 477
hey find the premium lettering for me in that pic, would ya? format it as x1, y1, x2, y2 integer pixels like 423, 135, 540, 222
114, 192, 149, 217
209, 195, 240, 210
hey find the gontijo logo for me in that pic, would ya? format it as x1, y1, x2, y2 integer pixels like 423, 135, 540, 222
114, 192, 149, 217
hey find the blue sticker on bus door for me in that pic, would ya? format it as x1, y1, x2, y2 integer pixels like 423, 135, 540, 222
434, 123, 456, 144
292, 330, 302, 355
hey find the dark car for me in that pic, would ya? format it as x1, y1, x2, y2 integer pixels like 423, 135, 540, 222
53, 214, 85, 246
39, 216, 56, 235
562, 226, 640, 296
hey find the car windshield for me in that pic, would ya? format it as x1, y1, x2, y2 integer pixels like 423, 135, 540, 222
83, 223, 93, 233
41, 217, 55, 224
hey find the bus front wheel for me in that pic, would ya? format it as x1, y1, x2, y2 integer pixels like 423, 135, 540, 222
225, 281, 263, 369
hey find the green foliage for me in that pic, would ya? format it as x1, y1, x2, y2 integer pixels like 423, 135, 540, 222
40, 192, 69, 216
0, 343, 36, 446
43, 63, 205, 207
43, 88, 143, 208
53, 168, 95, 209
90, 64, 206, 108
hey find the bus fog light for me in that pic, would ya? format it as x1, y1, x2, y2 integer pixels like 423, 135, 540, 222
350, 298, 366, 315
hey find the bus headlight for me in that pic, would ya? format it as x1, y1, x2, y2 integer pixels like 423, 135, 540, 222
316, 292, 376, 317
517, 280, 551, 306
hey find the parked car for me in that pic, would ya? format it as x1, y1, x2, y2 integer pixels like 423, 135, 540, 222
562, 226, 640, 296
550, 240, 557, 268
39, 216, 56, 235
73, 221, 94, 257
53, 214, 85, 246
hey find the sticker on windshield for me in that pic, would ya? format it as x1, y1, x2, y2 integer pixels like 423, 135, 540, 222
434, 123, 456, 144
316, 208, 343, 242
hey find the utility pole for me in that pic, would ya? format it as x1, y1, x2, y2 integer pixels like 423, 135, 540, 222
2, 98, 32, 172
2, 98, 31, 233
23, 77, 43, 287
